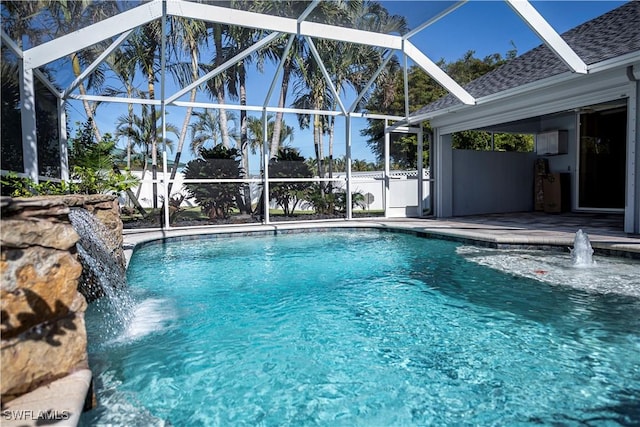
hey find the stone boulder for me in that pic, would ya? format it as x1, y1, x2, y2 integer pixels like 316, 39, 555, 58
0, 197, 89, 405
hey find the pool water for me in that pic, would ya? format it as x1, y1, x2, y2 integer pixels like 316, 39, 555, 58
81, 231, 640, 426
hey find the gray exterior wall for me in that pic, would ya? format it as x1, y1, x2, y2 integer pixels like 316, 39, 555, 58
538, 113, 577, 174
452, 150, 537, 216
538, 113, 578, 209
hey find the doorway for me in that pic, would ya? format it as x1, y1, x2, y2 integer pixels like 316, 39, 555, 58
578, 104, 627, 210
383, 125, 427, 217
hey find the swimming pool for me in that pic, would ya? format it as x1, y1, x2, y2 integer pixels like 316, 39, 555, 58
81, 230, 640, 426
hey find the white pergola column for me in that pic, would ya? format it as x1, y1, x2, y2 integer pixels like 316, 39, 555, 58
59, 98, 69, 181
417, 127, 424, 218
345, 114, 352, 220
20, 65, 38, 182
262, 108, 270, 224
384, 119, 390, 217
434, 130, 453, 217
161, 0, 170, 229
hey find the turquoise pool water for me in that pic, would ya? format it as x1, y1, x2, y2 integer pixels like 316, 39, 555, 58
81, 231, 640, 426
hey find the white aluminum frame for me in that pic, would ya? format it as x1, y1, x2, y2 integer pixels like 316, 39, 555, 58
506, 0, 588, 74
4, 0, 598, 225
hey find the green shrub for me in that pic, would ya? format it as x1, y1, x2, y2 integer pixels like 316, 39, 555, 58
183, 145, 243, 219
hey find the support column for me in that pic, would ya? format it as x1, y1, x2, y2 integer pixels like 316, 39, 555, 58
434, 130, 453, 217
161, 0, 170, 229
345, 114, 352, 220
59, 98, 69, 181
384, 119, 390, 217
20, 65, 38, 182
626, 76, 639, 233
262, 108, 270, 224
417, 127, 424, 218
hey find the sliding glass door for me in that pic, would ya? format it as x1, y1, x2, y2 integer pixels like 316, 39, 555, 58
578, 105, 627, 210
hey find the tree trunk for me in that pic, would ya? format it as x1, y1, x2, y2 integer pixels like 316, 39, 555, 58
168, 40, 199, 196
217, 92, 231, 149
148, 71, 158, 210
136, 156, 148, 200
314, 114, 324, 179
239, 60, 251, 214
328, 115, 334, 179
213, 24, 231, 149
270, 57, 291, 158
71, 54, 101, 142
72, 53, 147, 213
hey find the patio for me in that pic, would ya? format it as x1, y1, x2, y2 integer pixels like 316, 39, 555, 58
122, 212, 640, 262
377, 212, 640, 256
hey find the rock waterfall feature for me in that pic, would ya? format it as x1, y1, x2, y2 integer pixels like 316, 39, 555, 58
0, 194, 124, 412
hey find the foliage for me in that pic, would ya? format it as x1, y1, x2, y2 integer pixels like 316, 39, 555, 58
68, 119, 139, 194
302, 183, 367, 215
334, 190, 367, 213
71, 166, 138, 195
189, 109, 238, 154
361, 64, 440, 168
1, 172, 74, 197
114, 108, 178, 166
452, 131, 534, 151
1, 118, 139, 197
0, 167, 138, 197
302, 183, 339, 216
269, 147, 312, 216
183, 144, 243, 219
303, 156, 378, 175
362, 49, 518, 165
69, 119, 116, 169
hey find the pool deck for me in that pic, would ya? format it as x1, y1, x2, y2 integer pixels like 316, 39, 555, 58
122, 212, 640, 263
8, 213, 638, 427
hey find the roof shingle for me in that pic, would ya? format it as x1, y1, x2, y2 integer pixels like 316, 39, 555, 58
412, 1, 640, 117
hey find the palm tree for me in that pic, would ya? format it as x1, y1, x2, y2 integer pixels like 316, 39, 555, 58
45, 0, 121, 142
352, 158, 376, 172
246, 114, 294, 155
292, 1, 407, 181
225, 20, 259, 213
252, 1, 309, 158
1, 1, 47, 49
166, 16, 208, 195
203, 19, 235, 149
292, 42, 334, 180
105, 47, 142, 170
189, 109, 238, 155
115, 107, 178, 179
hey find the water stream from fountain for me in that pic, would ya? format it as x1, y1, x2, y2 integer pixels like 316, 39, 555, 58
571, 229, 595, 267
69, 208, 133, 330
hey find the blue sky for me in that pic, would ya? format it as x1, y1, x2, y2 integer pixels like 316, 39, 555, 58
387, 1, 627, 63
65, 0, 628, 172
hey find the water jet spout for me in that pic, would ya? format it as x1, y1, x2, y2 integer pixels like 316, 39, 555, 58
571, 229, 595, 267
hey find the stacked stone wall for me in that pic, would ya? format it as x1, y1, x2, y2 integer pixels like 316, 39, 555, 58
0, 194, 122, 405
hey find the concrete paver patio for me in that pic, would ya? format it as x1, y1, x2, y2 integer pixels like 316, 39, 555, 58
123, 212, 640, 261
